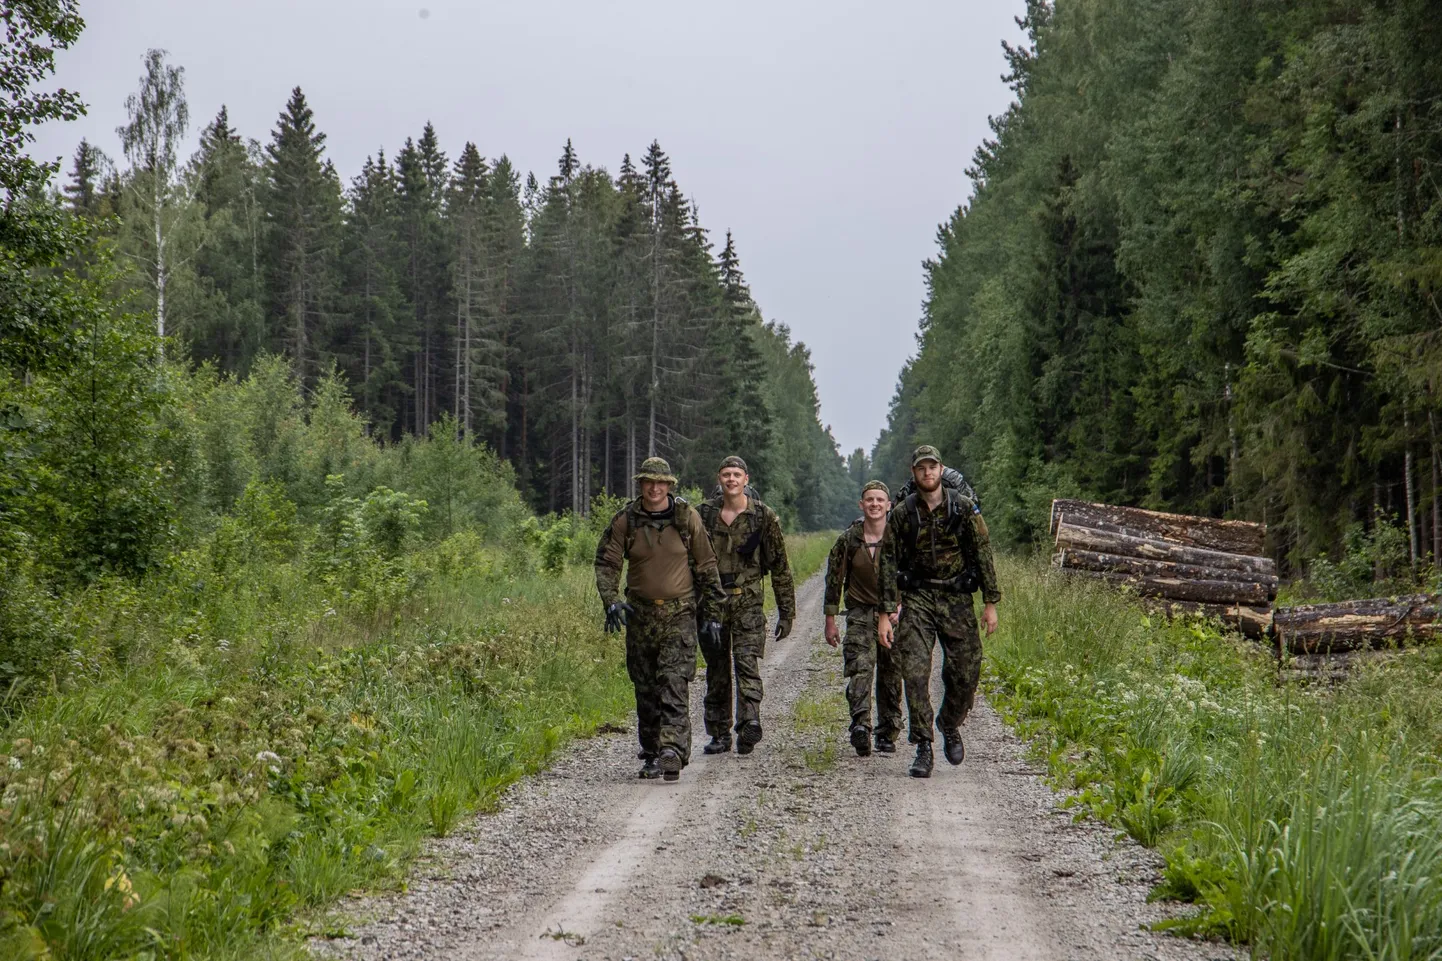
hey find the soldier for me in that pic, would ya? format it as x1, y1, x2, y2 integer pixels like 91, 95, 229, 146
823, 480, 904, 756
877, 445, 1000, 778
594, 457, 725, 782
696, 456, 796, 755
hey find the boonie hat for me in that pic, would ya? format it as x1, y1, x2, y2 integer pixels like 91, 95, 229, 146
634, 457, 677, 484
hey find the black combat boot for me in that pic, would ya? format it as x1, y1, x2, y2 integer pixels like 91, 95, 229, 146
703, 734, 732, 755
909, 741, 934, 778
638, 755, 661, 779
941, 729, 966, 765
658, 748, 683, 782
736, 721, 763, 755
874, 734, 897, 755
849, 724, 872, 757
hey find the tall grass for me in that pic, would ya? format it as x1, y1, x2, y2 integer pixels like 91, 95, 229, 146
989, 556, 1442, 960
0, 532, 825, 960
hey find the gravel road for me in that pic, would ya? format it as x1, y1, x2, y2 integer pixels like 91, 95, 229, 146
314, 573, 1234, 961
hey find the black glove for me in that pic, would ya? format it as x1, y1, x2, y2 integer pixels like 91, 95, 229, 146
604, 602, 634, 633
774, 618, 792, 641
700, 620, 723, 646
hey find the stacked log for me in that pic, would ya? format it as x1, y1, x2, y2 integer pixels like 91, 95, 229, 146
1051, 499, 1273, 637
1273, 595, 1442, 654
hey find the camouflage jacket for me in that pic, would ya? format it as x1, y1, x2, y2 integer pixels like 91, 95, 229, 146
823, 519, 885, 615
593, 496, 724, 622
696, 495, 796, 622
878, 489, 1001, 610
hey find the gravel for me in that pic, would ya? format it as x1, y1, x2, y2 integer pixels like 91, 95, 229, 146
312, 574, 1236, 961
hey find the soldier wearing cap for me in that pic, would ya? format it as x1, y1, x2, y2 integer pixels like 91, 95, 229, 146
594, 456, 726, 781
823, 480, 904, 756
696, 455, 796, 756
877, 445, 1000, 778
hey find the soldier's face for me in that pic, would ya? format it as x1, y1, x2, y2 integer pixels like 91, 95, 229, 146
719, 467, 748, 495
640, 479, 672, 508
912, 460, 942, 492
860, 489, 889, 520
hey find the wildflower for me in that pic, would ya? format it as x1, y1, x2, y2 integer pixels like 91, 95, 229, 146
7, 757, 19, 771
255, 750, 281, 764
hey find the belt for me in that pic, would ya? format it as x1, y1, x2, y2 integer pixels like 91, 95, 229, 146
627, 594, 692, 607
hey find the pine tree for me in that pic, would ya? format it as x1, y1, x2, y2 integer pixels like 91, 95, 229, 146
262, 86, 343, 382
341, 151, 406, 430
63, 139, 112, 218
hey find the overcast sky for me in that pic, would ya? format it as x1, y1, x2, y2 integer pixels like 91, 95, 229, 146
34, 0, 1024, 457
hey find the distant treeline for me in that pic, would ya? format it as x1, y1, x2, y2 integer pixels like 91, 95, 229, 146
65, 52, 854, 527
874, 0, 1442, 573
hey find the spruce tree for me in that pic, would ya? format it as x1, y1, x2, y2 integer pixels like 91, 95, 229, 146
262, 86, 343, 382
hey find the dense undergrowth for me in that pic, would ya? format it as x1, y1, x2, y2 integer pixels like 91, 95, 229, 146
0, 514, 831, 961
989, 556, 1442, 961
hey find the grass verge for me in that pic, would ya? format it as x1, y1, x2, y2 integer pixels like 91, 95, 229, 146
988, 555, 1442, 960
0, 533, 825, 960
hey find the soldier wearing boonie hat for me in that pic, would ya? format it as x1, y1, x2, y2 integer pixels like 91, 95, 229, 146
823, 479, 904, 756
594, 456, 725, 782
878, 445, 1001, 778
695, 455, 796, 756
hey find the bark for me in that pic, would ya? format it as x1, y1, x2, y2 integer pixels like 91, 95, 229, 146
1061, 568, 1273, 606
1054, 521, 1276, 576
1054, 548, 1278, 591
1049, 499, 1266, 555
1145, 598, 1272, 639
1432, 408, 1440, 563
1274, 595, 1442, 654
1406, 410, 1418, 569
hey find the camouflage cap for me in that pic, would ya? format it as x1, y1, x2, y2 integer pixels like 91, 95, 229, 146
718, 455, 749, 473
861, 480, 890, 497
911, 444, 942, 467
634, 456, 677, 484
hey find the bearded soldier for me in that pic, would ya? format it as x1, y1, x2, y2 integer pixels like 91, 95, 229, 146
824, 480, 904, 756
595, 457, 725, 782
696, 456, 796, 756
878, 445, 1000, 778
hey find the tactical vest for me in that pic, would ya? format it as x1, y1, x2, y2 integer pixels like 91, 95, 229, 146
698, 497, 771, 589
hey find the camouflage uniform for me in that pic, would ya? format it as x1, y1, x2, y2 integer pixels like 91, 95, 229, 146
696, 493, 795, 737
595, 493, 724, 765
824, 520, 903, 741
880, 487, 1001, 744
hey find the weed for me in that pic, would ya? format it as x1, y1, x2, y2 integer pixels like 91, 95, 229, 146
690, 913, 746, 926
989, 556, 1442, 959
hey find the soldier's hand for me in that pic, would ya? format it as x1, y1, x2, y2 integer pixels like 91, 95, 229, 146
823, 615, 839, 648
877, 613, 894, 649
775, 618, 792, 641
701, 620, 723, 646
604, 602, 634, 634
889, 610, 900, 628
982, 603, 999, 636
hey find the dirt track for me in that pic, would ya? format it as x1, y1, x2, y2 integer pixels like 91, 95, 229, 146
314, 573, 1233, 961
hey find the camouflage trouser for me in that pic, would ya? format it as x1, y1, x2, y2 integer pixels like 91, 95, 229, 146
701, 589, 766, 736
895, 587, 982, 743
625, 596, 699, 764
843, 605, 903, 741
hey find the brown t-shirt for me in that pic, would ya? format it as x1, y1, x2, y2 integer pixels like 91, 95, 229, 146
846, 541, 881, 608
599, 505, 717, 602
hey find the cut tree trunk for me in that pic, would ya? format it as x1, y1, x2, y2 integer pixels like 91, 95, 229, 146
1062, 568, 1273, 607
1054, 521, 1276, 576
1144, 598, 1273, 639
1050, 499, 1265, 555
1273, 595, 1442, 654
1054, 548, 1278, 592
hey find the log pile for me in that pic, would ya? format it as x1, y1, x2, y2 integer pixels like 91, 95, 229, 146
1273, 595, 1442, 654
1050, 499, 1274, 637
